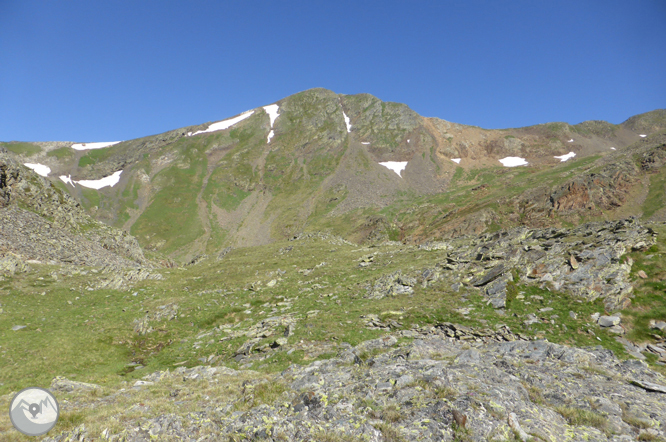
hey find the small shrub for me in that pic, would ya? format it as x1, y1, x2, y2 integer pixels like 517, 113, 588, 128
555, 406, 610, 435
374, 422, 405, 442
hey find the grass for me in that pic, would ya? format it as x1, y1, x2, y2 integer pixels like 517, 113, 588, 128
555, 406, 611, 435
373, 422, 405, 442
1, 142, 41, 157
642, 169, 666, 219
47, 147, 74, 159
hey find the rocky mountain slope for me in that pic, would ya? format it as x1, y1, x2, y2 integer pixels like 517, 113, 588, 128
2, 90, 664, 262
0, 146, 149, 269
2, 216, 666, 441
1, 91, 666, 441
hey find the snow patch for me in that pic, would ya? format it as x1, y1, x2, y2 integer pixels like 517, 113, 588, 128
499, 157, 528, 167
407, 139, 410, 143
361, 142, 370, 145
451, 158, 461, 164
189, 111, 254, 136
71, 141, 121, 151
568, 139, 574, 143
23, 163, 51, 177
263, 104, 280, 144
343, 112, 352, 133
554, 152, 576, 162
263, 104, 280, 128
75, 170, 123, 189
379, 161, 408, 177
640, 134, 647, 138
610, 147, 616, 150
59, 175, 75, 186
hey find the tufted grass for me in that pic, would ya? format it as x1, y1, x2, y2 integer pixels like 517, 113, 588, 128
555, 406, 611, 435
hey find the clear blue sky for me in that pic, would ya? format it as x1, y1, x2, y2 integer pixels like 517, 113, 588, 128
1, 0, 665, 142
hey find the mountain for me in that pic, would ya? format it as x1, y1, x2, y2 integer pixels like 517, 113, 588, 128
2, 88, 665, 263
2, 90, 666, 441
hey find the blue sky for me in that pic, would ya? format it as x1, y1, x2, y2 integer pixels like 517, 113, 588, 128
1, 0, 664, 142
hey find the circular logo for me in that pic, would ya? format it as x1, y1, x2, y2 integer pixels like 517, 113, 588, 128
9, 387, 59, 436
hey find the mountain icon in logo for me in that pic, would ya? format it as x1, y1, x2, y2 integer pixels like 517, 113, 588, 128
9, 387, 59, 436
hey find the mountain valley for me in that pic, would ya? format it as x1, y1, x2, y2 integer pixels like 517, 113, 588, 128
1, 89, 666, 441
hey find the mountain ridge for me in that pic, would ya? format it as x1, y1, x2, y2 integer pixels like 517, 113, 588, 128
1, 89, 665, 263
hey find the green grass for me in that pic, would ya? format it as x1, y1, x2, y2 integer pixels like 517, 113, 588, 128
47, 146, 74, 159
131, 149, 207, 254
642, 169, 666, 219
1, 142, 41, 156
78, 147, 115, 167
80, 188, 101, 210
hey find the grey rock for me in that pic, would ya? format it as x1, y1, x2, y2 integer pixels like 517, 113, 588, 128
471, 263, 505, 286
630, 379, 666, 394
11, 325, 26, 331
649, 320, 666, 332
454, 348, 481, 364
598, 315, 621, 327
51, 376, 101, 392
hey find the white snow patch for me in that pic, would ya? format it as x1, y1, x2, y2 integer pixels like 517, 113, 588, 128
71, 141, 121, 151
451, 158, 461, 164
263, 104, 280, 143
361, 142, 370, 145
554, 152, 576, 162
499, 157, 528, 167
343, 112, 352, 133
407, 139, 410, 143
189, 111, 255, 136
76, 170, 123, 189
640, 134, 647, 138
24, 163, 51, 177
59, 175, 75, 186
379, 161, 408, 177
263, 104, 280, 128
610, 147, 616, 150
568, 139, 574, 143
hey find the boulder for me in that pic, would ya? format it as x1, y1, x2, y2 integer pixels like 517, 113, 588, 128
598, 316, 621, 327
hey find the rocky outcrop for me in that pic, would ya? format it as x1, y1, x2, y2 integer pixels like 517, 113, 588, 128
375, 218, 656, 311
0, 150, 149, 267
43, 329, 666, 442
550, 161, 637, 212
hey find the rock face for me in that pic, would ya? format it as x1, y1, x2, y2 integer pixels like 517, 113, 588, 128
0, 150, 149, 268
372, 217, 655, 311
44, 328, 666, 442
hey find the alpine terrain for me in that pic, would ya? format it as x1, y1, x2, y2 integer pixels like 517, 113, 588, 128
1, 88, 666, 441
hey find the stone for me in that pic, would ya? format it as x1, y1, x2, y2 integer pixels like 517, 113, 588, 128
569, 255, 579, 269
524, 314, 539, 326
51, 376, 101, 392
454, 348, 481, 364
591, 312, 601, 322
608, 325, 625, 334
508, 413, 530, 442
11, 325, 26, 331
471, 264, 505, 286
569, 311, 578, 320
648, 320, 666, 332
630, 379, 666, 394
598, 316, 621, 327
637, 270, 648, 279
